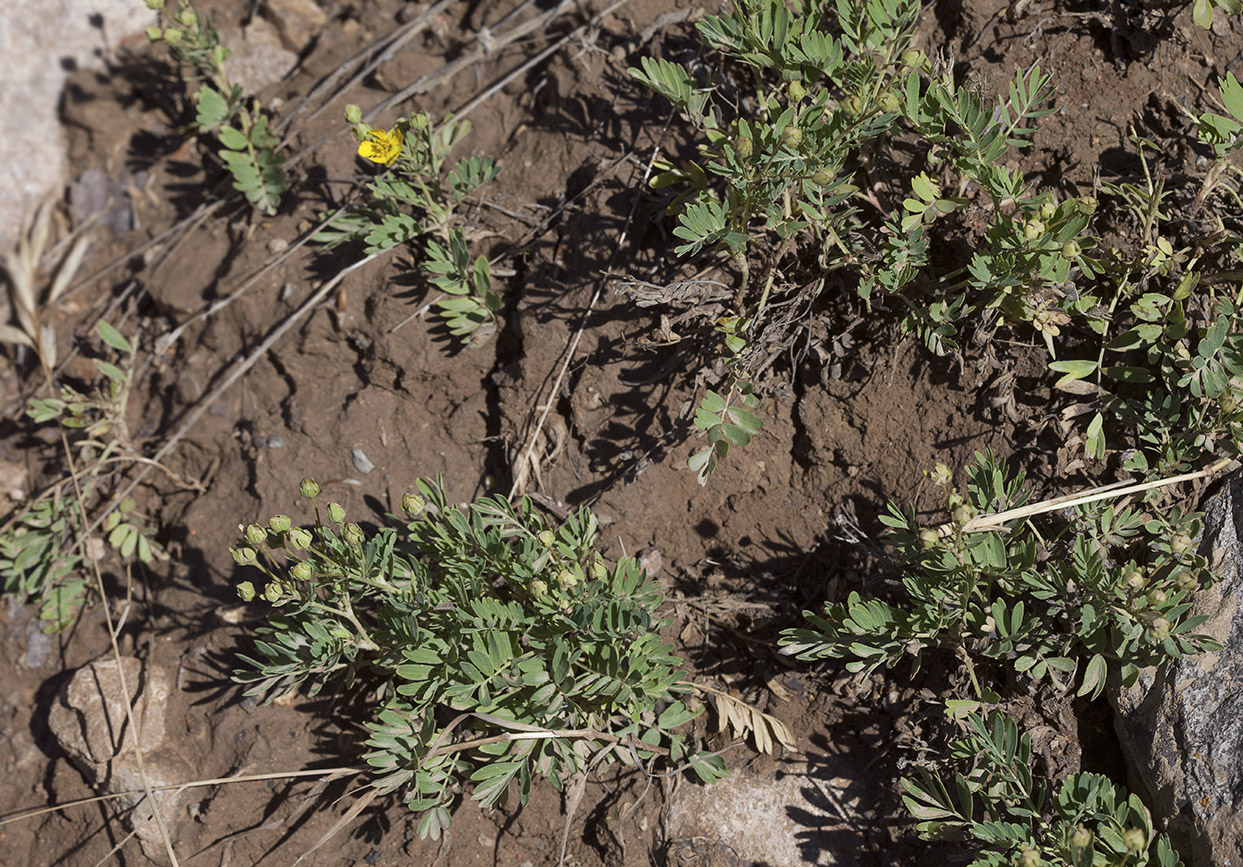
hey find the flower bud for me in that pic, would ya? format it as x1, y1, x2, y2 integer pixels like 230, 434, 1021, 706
1075, 196, 1098, 216
981, 615, 996, 634
788, 80, 806, 102
1147, 617, 1171, 641
928, 463, 952, 487
1170, 532, 1194, 555
179, 8, 196, 26
951, 504, 973, 526
918, 528, 940, 549
1070, 825, 1092, 849
781, 125, 803, 148
1123, 569, 1145, 590
1062, 240, 1081, 259
1017, 845, 1041, 867
842, 96, 863, 116
231, 546, 257, 566
1176, 571, 1197, 590
735, 134, 753, 158
263, 582, 283, 603
402, 492, 426, 516
163, 27, 182, 44
1121, 828, 1146, 852
811, 167, 836, 186
269, 515, 292, 534
878, 91, 901, 113
529, 579, 548, 597
291, 560, 313, 581
288, 527, 313, 550
344, 104, 362, 124
236, 580, 256, 602
1023, 219, 1046, 241
146, 25, 164, 41
592, 561, 608, 580
1039, 199, 1057, 220
901, 48, 927, 68
245, 523, 268, 546
300, 478, 320, 499
343, 522, 365, 547
1147, 589, 1168, 607
410, 112, 429, 130
327, 502, 345, 524
537, 529, 555, 547
556, 568, 579, 589
145, 0, 165, 8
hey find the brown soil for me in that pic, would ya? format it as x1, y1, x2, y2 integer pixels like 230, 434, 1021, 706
1, 0, 1238, 864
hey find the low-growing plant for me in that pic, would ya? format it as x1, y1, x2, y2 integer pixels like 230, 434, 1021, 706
146, 0, 286, 215
903, 708, 1184, 866
231, 478, 724, 839
1, 321, 164, 630
780, 452, 1220, 699
0, 494, 87, 632
314, 108, 502, 344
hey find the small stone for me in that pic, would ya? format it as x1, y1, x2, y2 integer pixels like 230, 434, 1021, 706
264, 0, 328, 52
638, 547, 662, 579
267, 237, 289, 254
22, 620, 53, 669
352, 447, 375, 474
267, 434, 285, 449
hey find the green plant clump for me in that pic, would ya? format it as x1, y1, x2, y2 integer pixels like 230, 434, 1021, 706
781, 453, 1219, 698
231, 478, 723, 839
314, 110, 503, 344
146, 0, 286, 214
903, 709, 1184, 866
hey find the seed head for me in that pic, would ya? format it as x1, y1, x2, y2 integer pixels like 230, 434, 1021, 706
244, 523, 267, 546
291, 561, 313, 581
343, 522, 365, 547
300, 478, 320, 499
401, 492, 426, 516
288, 527, 313, 550
269, 515, 292, 534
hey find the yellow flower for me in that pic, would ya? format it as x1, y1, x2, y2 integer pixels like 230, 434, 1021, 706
358, 128, 402, 165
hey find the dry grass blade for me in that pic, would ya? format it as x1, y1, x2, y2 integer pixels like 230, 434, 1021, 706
292, 787, 379, 865
945, 455, 1239, 536
694, 683, 797, 757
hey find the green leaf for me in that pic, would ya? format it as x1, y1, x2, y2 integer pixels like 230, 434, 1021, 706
194, 85, 229, 130
217, 125, 249, 151
96, 321, 132, 353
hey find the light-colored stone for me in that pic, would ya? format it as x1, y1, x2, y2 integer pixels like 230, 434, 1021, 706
0, 0, 155, 253
1111, 470, 1243, 867
47, 657, 191, 866
222, 17, 299, 95
264, 0, 328, 52
666, 755, 857, 865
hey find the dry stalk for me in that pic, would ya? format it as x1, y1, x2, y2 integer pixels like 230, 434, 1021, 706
943, 455, 1239, 536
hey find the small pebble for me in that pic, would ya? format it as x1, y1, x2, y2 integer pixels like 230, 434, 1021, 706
267, 434, 285, 449
267, 237, 289, 254
352, 446, 375, 474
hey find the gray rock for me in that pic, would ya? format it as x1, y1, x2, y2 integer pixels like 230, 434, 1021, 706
352, 446, 375, 474
0, 0, 155, 252
47, 657, 191, 865
1111, 470, 1243, 867
665, 754, 857, 865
